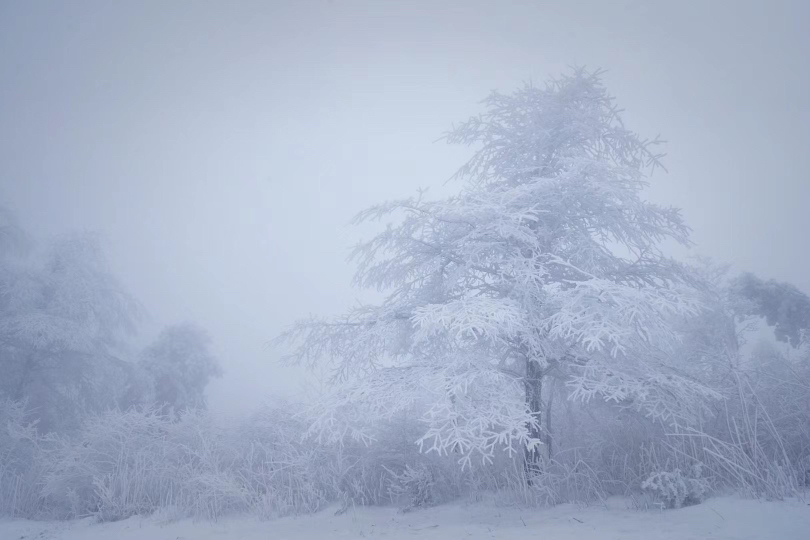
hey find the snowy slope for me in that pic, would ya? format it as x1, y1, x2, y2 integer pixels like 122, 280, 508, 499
2, 496, 808, 540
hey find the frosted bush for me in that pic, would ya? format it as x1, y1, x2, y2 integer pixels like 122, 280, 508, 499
386, 464, 436, 511
42, 407, 175, 520
0, 400, 49, 518
641, 465, 709, 509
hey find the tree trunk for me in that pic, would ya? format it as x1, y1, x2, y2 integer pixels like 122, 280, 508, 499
524, 358, 544, 481
545, 376, 555, 461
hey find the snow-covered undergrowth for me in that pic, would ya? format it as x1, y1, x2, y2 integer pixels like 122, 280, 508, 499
3, 495, 809, 540
1, 381, 807, 523
0, 400, 506, 521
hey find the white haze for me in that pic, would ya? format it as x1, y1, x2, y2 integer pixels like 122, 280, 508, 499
1, 0, 808, 415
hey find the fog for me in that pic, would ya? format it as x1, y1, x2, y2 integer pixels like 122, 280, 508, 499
4, 2, 810, 536
1, 0, 808, 415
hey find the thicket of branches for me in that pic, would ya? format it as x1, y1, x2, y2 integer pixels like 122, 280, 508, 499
2, 70, 809, 522
2, 323, 808, 520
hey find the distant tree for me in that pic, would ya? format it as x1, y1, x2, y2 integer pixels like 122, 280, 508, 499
278, 70, 714, 474
0, 206, 31, 258
139, 323, 222, 414
0, 230, 140, 432
733, 272, 810, 348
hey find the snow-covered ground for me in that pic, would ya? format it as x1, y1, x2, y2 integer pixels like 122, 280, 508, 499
2, 496, 808, 540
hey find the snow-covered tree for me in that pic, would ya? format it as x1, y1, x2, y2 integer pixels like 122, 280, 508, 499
733, 272, 810, 348
0, 206, 31, 259
0, 231, 140, 432
139, 323, 222, 415
278, 70, 713, 473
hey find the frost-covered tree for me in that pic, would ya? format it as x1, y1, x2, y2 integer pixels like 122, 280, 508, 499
733, 272, 810, 348
0, 207, 31, 259
0, 231, 140, 432
279, 70, 712, 473
680, 266, 810, 385
139, 323, 222, 414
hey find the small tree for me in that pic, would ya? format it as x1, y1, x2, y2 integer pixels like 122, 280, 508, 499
279, 69, 712, 474
139, 323, 222, 414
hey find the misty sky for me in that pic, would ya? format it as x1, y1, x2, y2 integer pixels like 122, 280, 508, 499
1, 0, 808, 414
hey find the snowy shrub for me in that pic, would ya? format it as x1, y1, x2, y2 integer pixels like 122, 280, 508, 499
0, 399, 59, 518
235, 402, 336, 518
528, 460, 609, 506
641, 465, 709, 509
42, 407, 176, 520
386, 464, 435, 510
33, 404, 334, 521
327, 410, 471, 513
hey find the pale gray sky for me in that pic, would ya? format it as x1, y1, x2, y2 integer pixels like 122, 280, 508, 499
1, 0, 808, 413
